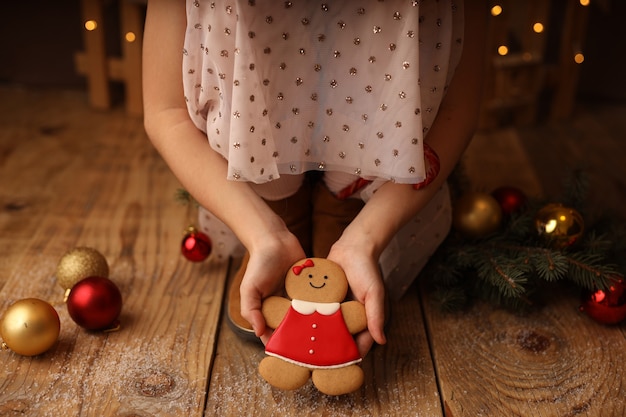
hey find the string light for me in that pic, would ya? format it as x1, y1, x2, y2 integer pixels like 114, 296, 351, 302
579, 0, 590, 6
497, 45, 509, 56
490, 5, 503, 16
84, 20, 98, 31
533, 22, 544, 33
125, 32, 136, 43
574, 53, 585, 64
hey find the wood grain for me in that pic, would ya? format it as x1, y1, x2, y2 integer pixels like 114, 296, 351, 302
422, 287, 626, 416
206, 262, 443, 417
0, 87, 225, 416
1, 86, 625, 417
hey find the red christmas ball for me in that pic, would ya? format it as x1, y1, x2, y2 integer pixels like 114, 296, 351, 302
181, 228, 212, 262
67, 276, 123, 330
579, 277, 626, 325
491, 186, 527, 215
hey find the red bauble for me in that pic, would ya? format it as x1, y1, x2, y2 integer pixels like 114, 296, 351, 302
67, 276, 123, 330
579, 277, 626, 325
181, 229, 212, 262
491, 186, 527, 215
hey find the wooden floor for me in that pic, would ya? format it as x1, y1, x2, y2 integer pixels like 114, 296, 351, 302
1, 86, 625, 416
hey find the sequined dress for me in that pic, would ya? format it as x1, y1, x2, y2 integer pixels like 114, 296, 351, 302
185, 0, 464, 299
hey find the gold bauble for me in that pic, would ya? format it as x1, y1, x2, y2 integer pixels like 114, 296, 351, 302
0, 298, 60, 356
56, 247, 109, 290
453, 192, 503, 239
534, 203, 584, 248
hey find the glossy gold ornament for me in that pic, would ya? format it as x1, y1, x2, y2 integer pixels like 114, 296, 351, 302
452, 192, 503, 239
534, 203, 584, 248
0, 298, 60, 356
56, 247, 109, 291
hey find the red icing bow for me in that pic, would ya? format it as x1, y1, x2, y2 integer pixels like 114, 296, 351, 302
292, 259, 315, 275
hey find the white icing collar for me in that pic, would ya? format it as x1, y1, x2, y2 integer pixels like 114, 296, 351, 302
292, 299, 340, 315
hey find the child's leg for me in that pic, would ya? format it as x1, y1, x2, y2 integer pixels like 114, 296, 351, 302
249, 173, 305, 201
312, 172, 365, 258
381, 183, 452, 299
321, 171, 363, 197
249, 174, 312, 255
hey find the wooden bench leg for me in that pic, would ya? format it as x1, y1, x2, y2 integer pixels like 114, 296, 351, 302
78, 0, 111, 110
120, 0, 144, 116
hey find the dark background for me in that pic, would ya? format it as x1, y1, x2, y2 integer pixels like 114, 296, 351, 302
0, 1, 624, 103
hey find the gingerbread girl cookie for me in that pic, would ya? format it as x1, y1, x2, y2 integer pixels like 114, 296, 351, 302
259, 258, 367, 396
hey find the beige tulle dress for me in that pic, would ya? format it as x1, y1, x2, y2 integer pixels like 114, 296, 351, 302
183, 0, 464, 299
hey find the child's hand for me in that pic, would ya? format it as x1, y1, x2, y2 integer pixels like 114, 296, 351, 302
327, 239, 387, 357
239, 231, 305, 344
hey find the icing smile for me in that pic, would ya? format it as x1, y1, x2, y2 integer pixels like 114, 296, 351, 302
309, 282, 326, 289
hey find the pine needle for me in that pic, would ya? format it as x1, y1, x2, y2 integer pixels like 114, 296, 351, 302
175, 188, 197, 206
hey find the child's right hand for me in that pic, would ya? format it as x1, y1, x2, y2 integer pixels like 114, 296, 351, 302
238, 229, 305, 344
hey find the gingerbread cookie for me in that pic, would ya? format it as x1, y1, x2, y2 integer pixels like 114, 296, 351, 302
258, 258, 367, 396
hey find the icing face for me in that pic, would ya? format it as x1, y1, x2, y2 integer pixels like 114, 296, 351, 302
285, 258, 349, 303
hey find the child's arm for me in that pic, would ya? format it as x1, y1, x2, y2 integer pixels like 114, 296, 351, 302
328, 0, 488, 356
143, 0, 305, 338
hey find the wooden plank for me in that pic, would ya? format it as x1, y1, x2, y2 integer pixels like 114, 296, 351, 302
421, 288, 626, 416
0, 87, 224, 416
0, 89, 96, 292
426, 98, 626, 416
2, 85, 625, 416
206, 261, 443, 417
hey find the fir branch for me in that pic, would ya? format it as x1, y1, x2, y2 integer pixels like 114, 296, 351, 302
502, 211, 535, 241
529, 249, 569, 282
448, 245, 479, 270
474, 249, 528, 299
565, 251, 619, 290
473, 242, 568, 282
425, 259, 463, 287
470, 279, 534, 309
417, 168, 625, 312
431, 286, 468, 312
579, 231, 614, 255
175, 188, 197, 207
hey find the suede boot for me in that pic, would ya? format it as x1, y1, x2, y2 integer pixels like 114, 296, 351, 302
312, 182, 364, 258
263, 180, 313, 257
227, 181, 313, 340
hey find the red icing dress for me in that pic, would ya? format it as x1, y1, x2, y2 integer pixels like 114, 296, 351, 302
265, 300, 362, 369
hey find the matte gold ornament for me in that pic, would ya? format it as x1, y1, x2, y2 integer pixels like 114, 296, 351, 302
1, 298, 60, 356
534, 203, 584, 248
56, 247, 109, 291
452, 192, 503, 239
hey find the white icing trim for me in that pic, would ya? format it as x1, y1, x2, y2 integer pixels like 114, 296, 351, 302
291, 299, 340, 315
264, 351, 362, 370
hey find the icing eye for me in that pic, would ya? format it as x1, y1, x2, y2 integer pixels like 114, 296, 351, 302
308, 274, 313, 278
324, 275, 328, 279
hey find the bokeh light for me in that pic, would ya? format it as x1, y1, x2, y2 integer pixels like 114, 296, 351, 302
84, 20, 98, 31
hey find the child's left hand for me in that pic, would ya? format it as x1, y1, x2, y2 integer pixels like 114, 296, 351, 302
326, 238, 387, 357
